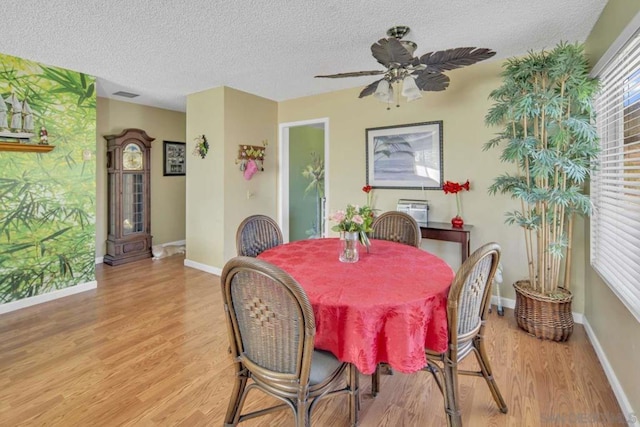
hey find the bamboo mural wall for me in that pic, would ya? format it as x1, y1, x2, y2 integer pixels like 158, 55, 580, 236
0, 53, 96, 304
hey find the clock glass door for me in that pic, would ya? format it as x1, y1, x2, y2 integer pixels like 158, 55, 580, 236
122, 173, 144, 235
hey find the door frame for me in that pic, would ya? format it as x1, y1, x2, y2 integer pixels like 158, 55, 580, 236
278, 117, 329, 242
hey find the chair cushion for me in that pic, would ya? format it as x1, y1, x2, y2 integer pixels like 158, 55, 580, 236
309, 349, 343, 386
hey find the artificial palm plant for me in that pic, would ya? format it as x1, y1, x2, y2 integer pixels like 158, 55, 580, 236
484, 42, 599, 340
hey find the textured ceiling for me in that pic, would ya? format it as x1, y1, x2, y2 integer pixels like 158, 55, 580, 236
1, 0, 607, 112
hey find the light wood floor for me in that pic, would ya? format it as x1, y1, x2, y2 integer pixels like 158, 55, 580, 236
0, 255, 624, 426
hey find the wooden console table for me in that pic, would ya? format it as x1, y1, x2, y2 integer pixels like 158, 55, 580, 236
420, 222, 473, 263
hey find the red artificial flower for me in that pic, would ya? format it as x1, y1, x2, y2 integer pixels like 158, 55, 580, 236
362, 185, 373, 193
443, 180, 470, 194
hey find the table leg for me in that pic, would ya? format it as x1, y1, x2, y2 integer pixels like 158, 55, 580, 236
349, 364, 360, 425
371, 365, 379, 397
461, 233, 470, 263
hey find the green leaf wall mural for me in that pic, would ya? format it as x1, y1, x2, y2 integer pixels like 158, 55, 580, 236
0, 53, 96, 303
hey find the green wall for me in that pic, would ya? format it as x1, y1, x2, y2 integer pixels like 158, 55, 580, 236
0, 53, 96, 304
289, 126, 324, 241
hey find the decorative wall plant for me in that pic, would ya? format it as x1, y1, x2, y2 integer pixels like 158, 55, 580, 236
192, 134, 209, 159
0, 53, 96, 304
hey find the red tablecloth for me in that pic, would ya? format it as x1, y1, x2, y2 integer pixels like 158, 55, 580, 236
258, 238, 455, 374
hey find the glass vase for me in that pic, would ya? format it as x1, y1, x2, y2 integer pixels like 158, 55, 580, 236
339, 231, 359, 263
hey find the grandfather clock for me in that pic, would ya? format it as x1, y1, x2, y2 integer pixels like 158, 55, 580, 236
104, 128, 154, 266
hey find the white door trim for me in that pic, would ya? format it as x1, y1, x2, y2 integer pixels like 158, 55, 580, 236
278, 118, 330, 242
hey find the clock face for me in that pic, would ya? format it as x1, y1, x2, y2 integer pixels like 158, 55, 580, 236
123, 143, 143, 170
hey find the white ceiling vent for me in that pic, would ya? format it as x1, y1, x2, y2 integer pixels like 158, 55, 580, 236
112, 91, 140, 98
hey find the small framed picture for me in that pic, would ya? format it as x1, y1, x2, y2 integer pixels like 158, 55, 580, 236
163, 141, 186, 176
366, 121, 443, 190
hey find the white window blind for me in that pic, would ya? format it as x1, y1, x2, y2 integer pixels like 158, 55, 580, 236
592, 28, 640, 323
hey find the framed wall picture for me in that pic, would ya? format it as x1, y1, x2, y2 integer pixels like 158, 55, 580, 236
163, 141, 186, 176
365, 121, 443, 189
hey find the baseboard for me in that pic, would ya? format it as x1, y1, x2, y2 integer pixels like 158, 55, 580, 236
491, 295, 516, 310
490, 295, 584, 324
582, 318, 640, 427
184, 258, 222, 276
95, 240, 186, 265
0, 280, 97, 315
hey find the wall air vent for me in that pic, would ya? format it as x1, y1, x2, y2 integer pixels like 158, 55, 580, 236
112, 91, 140, 98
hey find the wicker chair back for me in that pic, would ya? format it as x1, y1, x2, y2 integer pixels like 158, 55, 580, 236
370, 211, 421, 248
236, 215, 284, 257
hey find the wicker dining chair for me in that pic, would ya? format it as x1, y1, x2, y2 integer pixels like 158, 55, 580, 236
370, 211, 421, 248
370, 210, 422, 394
236, 214, 284, 257
424, 242, 508, 427
221, 256, 359, 427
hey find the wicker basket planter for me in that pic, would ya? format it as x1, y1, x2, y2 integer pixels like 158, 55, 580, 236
514, 280, 574, 342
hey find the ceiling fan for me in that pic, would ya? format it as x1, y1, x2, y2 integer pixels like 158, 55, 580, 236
315, 26, 496, 109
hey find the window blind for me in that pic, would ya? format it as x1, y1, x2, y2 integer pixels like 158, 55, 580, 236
592, 28, 640, 323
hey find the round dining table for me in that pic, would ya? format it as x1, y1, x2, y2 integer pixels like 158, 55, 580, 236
257, 238, 455, 375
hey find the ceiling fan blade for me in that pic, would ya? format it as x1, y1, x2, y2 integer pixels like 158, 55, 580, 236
315, 70, 385, 78
413, 72, 450, 91
358, 79, 384, 98
419, 47, 496, 72
371, 38, 414, 68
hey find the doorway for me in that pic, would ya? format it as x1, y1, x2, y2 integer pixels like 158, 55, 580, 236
278, 118, 329, 242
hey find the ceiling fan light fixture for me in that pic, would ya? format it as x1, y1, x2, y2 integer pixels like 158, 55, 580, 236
401, 76, 422, 101
374, 79, 394, 103
315, 26, 495, 110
